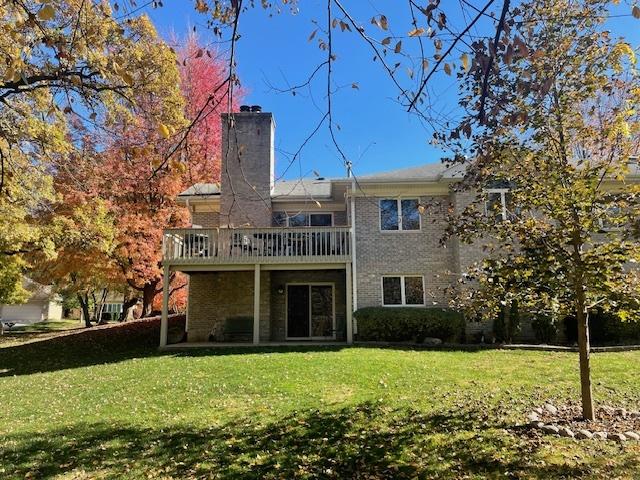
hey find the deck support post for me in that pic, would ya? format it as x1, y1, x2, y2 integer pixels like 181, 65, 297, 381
346, 262, 353, 344
253, 263, 260, 344
159, 263, 170, 348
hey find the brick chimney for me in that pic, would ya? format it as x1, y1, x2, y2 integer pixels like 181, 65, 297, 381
220, 108, 274, 227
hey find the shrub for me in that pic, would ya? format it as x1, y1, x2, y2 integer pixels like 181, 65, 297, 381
493, 302, 520, 343
531, 315, 558, 343
564, 310, 640, 345
493, 307, 506, 343
508, 302, 521, 341
354, 307, 465, 343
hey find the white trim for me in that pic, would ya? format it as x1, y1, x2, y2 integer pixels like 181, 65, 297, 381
350, 186, 358, 312
253, 264, 260, 344
378, 198, 422, 232
346, 263, 353, 344
285, 282, 336, 340
380, 275, 426, 306
159, 264, 170, 347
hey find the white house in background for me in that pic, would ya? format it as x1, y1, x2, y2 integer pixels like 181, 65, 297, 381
0, 279, 63, 325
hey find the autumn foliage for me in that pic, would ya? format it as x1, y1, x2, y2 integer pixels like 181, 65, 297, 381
38, 33, 240, 319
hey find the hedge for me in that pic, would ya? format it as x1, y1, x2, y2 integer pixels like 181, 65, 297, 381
354, 307, 465, 343
564, 310, 640, 345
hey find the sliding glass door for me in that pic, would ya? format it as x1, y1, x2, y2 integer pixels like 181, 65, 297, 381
286, 284, 335, 339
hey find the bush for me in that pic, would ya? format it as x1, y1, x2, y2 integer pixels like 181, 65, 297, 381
508, 302, 521, 341
354, 307, 465, 343
564, 310, 640, 345
493, 307, 506, 343
531, 315, 558, 343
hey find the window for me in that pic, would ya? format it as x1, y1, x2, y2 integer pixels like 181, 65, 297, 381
382, 275, 425, 306
104, 303, 123, 314
309, 213, 332, 226
272, 212, 333, 227
598, 205, 624, 231
380, 198, 421, 231
484, 189, 512, 222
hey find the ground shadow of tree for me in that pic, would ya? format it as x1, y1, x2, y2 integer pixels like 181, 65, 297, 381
2, 402, 626, 479
0, 319, 354, 377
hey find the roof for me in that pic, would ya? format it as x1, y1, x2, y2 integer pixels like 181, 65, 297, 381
178, 183, 220, 197
271, 179, 332, 199
353, 162, 466, 182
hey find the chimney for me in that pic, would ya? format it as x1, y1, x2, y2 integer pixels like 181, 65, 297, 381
220, 108, 275, 227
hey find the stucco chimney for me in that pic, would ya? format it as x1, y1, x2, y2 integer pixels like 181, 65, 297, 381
220, 110, 275, 227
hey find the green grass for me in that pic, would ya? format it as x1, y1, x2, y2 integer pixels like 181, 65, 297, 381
0, 321, 638, 479
0, 319, 83, 348
7, 319, 82, 333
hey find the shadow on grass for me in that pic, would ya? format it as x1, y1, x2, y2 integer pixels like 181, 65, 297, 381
0, 317, 355, 377
1, 402, 619, 479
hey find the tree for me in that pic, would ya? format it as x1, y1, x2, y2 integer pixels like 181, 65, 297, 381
1, 1, 185, 300
97, 34, 238, 317
0, 149, 57, 303
178, 33, 232, 184
443, 0, 640, 420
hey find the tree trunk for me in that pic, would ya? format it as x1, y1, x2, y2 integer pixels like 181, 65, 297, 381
96, 289, 109, 324
141, 281, 158, 318
78, 293, 92, 328
119, 297, 139, 322
575, 293, 595, 420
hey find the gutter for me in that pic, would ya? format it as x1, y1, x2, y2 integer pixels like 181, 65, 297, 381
349, 178, 358, 321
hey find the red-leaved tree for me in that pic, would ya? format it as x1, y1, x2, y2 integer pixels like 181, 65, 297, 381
104, 35, 241, 317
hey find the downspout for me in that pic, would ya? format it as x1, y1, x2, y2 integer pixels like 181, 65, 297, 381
350, 179, 358, 335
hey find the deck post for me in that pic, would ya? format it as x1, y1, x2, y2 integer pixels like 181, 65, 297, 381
346, 262, 353, 344
253, 263, 260, 344
159, 263, 170, 348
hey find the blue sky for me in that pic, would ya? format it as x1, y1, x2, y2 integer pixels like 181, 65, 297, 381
146, 1, 640, 180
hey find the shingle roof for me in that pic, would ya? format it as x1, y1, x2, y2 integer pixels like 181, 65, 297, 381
355, 162, 465, 181
178, 183, 220, 197
271, 179, 332, 199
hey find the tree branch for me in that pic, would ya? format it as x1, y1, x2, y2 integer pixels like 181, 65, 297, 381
478, 0, 510, 124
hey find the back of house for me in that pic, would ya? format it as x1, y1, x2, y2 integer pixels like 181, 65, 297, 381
159, 108, 549, 346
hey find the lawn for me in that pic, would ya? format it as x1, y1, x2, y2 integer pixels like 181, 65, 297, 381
0, 320, 638, 479
0, 319, 83, 348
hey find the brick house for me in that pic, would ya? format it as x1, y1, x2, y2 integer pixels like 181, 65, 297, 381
158, 109, 525, 346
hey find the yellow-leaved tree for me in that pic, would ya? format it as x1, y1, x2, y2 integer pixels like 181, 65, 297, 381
0, 0, 185, 300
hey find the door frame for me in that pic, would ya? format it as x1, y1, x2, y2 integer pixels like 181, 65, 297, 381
285, 282, 336, 340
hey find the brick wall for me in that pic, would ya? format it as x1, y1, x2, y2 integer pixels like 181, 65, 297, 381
191, 211, 220, 228
354, 195, 457, 309
186, 270, 271, 342
220, 113, 273, 227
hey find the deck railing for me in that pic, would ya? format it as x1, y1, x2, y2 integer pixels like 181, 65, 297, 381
163, 227, 351, 264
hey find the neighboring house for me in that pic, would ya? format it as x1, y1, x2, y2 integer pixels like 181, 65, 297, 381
0, 279, 63, 325
159, 108, 638, 346
77, 291, 128, 323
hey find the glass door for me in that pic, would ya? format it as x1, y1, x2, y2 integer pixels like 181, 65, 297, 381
310, 285, 333, 338
286, 284, 335, 339
287, 285, 310, 338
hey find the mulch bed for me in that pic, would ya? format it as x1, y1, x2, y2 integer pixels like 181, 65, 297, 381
528, 402, 640, 441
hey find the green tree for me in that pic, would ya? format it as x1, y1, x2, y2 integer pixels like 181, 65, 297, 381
445, 0, 640, 420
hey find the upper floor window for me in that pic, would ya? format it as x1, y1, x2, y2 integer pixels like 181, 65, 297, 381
484, 189, 511, 222
380, 198, 421, 231
273, 212, 333, 227
598, 205, 624, 232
